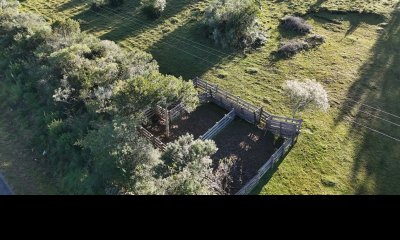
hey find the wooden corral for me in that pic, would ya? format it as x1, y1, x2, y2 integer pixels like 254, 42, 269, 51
139, 78, 304, 195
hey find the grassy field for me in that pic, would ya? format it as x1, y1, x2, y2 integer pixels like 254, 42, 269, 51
19, 0, 400, 194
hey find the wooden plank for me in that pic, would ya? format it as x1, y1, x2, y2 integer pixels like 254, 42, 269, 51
200, 109, 235, 140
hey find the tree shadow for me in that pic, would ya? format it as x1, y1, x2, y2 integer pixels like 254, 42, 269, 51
61, 0, 235, 80
309, 9, 386, 37
148, 20, 238, 79
335, 5, 400, 194
251, 135, 294, 195
57, 0, 84, 12
69, 0, 143, 38
309, 0, 327, 11
98, 0, 206, 44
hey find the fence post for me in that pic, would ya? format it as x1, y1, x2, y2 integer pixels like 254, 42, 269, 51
259, 108, 263, 125
165, 109, 170, 138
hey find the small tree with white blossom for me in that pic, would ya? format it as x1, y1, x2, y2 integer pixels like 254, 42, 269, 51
283, 79, 329, 118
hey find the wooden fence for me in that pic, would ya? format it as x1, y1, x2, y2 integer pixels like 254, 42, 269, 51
193, 77, 303, 138
267, 115, 302, 138
194, 77, 264, 125
150, 103, 187, 124
235, 138, 294, 195
169, 103, 187, 122
138, 127, 167, 152
200, 109, 236, 140
144, 107, 155, 119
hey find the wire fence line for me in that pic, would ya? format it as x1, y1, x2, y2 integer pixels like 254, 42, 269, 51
344, 97, 400, 119
335, 100, 400, 126
344, 116, 400, 142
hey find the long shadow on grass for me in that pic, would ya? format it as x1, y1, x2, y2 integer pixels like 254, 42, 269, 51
98, 0, 207, 44
308, 9, 386, 37
335, 5, 400, 194
69, 1, 143, 38
251, 137, 293, 195
148, 20, 237, 79
58, 0, 84, 12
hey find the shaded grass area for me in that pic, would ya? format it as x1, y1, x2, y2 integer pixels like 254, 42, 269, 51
335, 6, 400, 194
0, 109, 59, 195
20, 0, 400, 194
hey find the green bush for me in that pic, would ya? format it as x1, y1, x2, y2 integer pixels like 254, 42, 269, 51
203, 0, 266, 49
142, 0, 166, 18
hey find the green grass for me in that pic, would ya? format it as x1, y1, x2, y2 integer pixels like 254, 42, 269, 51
20, 0, 400, 194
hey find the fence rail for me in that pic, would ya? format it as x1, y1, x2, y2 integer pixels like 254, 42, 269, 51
200, 109, 236, 140
169, 103, 187, 122
138, 127, 167, 152
194, 78, 264, 125
144, 107, 155, 119
235, 138, 294, 195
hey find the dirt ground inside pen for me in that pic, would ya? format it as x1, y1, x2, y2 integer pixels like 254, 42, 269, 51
212, 119, 283, 195
144, 103, 228, 143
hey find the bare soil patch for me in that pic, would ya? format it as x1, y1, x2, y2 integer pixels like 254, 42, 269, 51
144, 103, 228, 143
212, 119, 283, 194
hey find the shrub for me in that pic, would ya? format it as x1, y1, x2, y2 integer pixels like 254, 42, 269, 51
277, 39, 308, 58
281, 16, 312, 34
277, 35, 325, 58
203, 0, 266, 49
90, 0, 107, 10
142, 0, 166, 18
52, 18, 81, 38
161, 134, 222, 195
283, 79, 329, 117
305, 34, 326, 47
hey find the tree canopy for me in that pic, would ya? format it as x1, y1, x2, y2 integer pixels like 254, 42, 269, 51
0, 0, 223, 195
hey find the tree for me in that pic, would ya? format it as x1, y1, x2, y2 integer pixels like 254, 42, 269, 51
113, 73, 198, 116
82, 116, 161, 194
283, 79, 329, 117
160, 134, 224, 195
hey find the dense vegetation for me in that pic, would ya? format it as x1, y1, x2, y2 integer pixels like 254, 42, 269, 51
0, 0, 230, 194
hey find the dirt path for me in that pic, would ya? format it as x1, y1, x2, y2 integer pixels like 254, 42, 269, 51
0, 113, 59, 195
